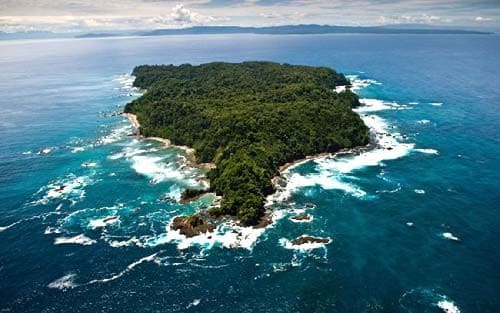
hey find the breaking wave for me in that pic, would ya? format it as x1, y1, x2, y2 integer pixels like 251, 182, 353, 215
268, 74, 418, 203
54, 234, 96, 245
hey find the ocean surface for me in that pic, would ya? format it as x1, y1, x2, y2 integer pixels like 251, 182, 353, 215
0, 34, 499, 313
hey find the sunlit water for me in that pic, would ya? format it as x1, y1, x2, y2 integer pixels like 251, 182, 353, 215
1, 34, 499, 312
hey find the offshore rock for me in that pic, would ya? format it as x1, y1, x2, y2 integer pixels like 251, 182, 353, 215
170, 214, 215, 238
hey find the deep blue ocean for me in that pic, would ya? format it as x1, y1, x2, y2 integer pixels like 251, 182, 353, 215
0, 34, 499, 313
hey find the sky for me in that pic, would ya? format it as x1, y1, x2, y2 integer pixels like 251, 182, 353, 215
0, 0, 499, 33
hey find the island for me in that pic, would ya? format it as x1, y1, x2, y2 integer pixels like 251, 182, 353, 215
124, 61, 369, 226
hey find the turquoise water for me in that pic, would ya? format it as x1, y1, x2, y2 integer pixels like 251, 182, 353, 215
0, 34, 499, 312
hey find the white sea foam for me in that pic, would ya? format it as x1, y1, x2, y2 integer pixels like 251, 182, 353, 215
155, 222, 266, 250
436, 296, 461, 313
96, 123, 134, 145
86, 253, 158, 284
113, 74, 138, 92
430, 102, 443, 106
71, 146, 85, 153
0, 212, 60, 232
346, 75, 382, 91
376, 185, 402, 194
321, 117, 413, 172
417, 119, 431, 125
400, 289, 461, 313
147, 210, 287, 251
281, 172, 367, 199
270, 113, 413, 202
61, 204, 123, 231
279, 236, 331, 251
414, 189, 426, 194
38, 174, 93, 204
0, 224, 15, 232
358, 98, 408, 112
108, 146, 153, 160
442, 232, 460, 241
37, 147, 52, 155
88, 216, 119, 229
48, 273, 78, 290
22, 150, 32, 155
415, 148, 439, 155
44, 226, 62, 234
186, 299, 201, 309
267, 76, 417, 204
81, 162, 97, 167
358, 98, 392, 111
107, 236, 144, 248
54, 234, 96, 245
130, 154, 200, 187
406, 222, 414, 227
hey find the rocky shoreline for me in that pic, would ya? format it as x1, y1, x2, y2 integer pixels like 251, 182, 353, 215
271, 141, 377, 185
123, 107, 378, 242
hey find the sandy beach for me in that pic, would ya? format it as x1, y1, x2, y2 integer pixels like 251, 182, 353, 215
122, 112, 215, 170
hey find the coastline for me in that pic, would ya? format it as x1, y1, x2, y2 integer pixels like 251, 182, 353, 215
272, 142, 375, 185
120, 74, 392, 246
122, 112, 215, 170
124, 113, 374, 204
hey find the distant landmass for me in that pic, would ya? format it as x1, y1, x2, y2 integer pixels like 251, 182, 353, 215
0, 31, 73, 40
139, 25, 491, 36
75, 33, 121, 38
0, 24, 492, 41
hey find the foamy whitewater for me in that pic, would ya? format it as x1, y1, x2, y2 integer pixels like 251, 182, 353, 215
268, 77, 417, 204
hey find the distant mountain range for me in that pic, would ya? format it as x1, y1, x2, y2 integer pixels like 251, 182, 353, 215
74, 33, 122, 38
0, 31, 73, 40
139, 25, 492, 36
0, 24, 493, 41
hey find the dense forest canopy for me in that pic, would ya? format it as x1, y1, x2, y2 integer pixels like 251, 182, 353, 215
125, 61, 369, 225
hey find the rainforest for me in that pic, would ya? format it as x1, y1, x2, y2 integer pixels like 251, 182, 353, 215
124, 61, 369, 225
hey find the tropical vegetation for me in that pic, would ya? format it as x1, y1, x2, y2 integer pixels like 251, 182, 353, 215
125, 62, 368, 225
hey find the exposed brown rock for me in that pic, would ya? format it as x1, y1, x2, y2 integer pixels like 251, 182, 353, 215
253, 213, 273, 229
291, 236, 330, 246
291, 213, 311, 221
170, 214, 215, 238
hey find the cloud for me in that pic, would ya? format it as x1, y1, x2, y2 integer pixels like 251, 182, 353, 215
169, 4, 214, 24
378, 14, 446, 25
475, 16, 493, 22
259, 11, 305, 20
0, 4, 229, 32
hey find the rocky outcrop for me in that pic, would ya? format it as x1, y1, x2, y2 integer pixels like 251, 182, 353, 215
170, 214, 215, 237
253, 213, 273, 229
291, 236, 330, 246
291, 213, 311, 221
